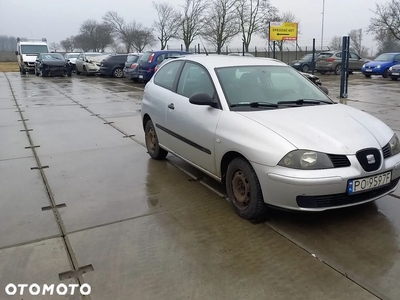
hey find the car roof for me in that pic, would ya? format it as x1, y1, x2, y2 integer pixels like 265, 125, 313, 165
146, 50, 189, 54
170, 54, 287, 69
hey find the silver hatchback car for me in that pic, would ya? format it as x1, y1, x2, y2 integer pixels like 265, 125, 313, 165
141, 55, 400, 220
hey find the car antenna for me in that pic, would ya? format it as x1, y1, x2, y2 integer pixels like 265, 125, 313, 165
199, 37, 208, 56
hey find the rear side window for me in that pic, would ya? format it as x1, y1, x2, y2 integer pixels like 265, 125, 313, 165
154, 61, 183, 91
319, 53, 333, 58
127, 55, 139, 63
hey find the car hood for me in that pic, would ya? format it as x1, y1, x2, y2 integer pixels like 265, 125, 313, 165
42, 60, 67, 67
237, 104, 393, 155
365, 61, 392, 67
22, 54, 37, 63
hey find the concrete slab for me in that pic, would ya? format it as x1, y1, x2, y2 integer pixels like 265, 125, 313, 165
40, 144, 215, 233
0, 108, 23, 127
0, 238, 81, 300
22, 105, 93, 125
29, 118, 132, 156
106, 115, 143, 139
68, 202, 377, 300
0, 125, 33, 161
73, 101, 140, 118
0, 157, 60, 249
265, 196, 400, 300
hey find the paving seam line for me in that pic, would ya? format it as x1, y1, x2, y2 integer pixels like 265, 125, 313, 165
4, 73, 92, 300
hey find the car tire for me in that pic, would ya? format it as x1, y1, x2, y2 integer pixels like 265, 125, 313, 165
35, 69, 39, 76
20, 66, 26, 75
76, 69, 81, 75
145, 120, 168, 160
364, 74, 372, 78
226, 157, 268, 220
390, 77, 398, 81
83, 67, 89, 76
301, 64, 310, 73
112, 67, 124, 78
334, 64, 342, 75
382, 69, 389, 78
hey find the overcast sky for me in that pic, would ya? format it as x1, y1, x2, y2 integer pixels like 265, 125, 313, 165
0, 0, 388, 54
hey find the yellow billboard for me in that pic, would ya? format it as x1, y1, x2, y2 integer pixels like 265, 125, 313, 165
269, 22, 298, 41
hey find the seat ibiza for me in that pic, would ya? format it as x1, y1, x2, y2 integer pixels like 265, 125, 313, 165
141, 55, 400, 220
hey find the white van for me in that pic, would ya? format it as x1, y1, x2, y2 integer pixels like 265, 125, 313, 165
15, 38, 49, 74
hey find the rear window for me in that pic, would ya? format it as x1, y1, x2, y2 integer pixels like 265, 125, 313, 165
127, 55, 139, 63
139, 52, 153, 62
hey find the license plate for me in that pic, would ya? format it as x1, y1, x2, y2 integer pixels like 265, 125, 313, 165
348, 171, 391, 194
392, 72, 399, 76
139, 75, 143, 79
366, 69, 372, 72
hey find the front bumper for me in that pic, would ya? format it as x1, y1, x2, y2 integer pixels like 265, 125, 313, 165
84, 63, 101, 73
123, 68, 138, 79
252, 154, 400, 211
362, 67, 383, 75
388, 70, 400, 78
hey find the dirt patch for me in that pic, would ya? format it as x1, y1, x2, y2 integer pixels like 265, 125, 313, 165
0, 62, 19, 72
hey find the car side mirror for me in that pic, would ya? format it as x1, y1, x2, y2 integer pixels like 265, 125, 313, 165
189, 93, 217, 107
320, 86, 329, 95
15, 51, 19, 55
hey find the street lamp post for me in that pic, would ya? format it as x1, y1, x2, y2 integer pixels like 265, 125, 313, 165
321, 0, 325, 51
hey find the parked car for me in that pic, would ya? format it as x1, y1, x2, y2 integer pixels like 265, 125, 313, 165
137, 50, 190, 82
289, 53, 319, 73
34, 53, 72, 77
75, 52, 104, 76
361, 53, 400, 78
316, 51, 369, 75
141, 55, 400, 220
100, 54, 128, 78
123, 53, 143, 81
228, 53, 255, 57
388, 64, 400, 81
64, 53, 79, 71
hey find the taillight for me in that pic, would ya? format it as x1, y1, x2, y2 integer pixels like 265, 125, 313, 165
326, 57, 335, 62
148, 53, 155, 63
130, 63, 138, 69
154, 65, 158, 72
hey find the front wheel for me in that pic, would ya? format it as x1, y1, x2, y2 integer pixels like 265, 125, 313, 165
226, 158, 268, 220
382, 69, 389, 78
364, 74, 372, 78
145, 120, 168, 160
301, 64, 310, 73
112, 67, 124, 78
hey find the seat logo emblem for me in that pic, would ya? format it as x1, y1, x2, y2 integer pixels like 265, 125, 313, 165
366, 154, 375, 164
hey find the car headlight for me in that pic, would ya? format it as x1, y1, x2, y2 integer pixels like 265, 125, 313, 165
389, 134, 400, 156
278, 150, 334, 170
389, 67, 393, 71
377, 65, 381, 68
294, 63, 300, 65
362, 64, 366, 68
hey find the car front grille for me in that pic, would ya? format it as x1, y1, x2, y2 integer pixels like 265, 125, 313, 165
327, 154, 351, 168
296, 177, 399, 208
356, 148, 381, 172
382, 143, 392, 158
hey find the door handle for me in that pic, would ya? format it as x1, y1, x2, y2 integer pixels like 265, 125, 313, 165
168, 103, 175, 110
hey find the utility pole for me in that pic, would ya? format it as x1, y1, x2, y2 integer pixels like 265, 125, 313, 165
321, 0, 325, 51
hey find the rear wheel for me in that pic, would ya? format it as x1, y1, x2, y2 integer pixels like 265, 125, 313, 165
301, 64, 310, 73
112, 67, 124, 78
145, 120, 168, 160
226, 158, 268, 220
334, 64, 342, 75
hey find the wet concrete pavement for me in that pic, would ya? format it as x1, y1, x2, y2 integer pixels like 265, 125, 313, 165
0, 71, 399, 300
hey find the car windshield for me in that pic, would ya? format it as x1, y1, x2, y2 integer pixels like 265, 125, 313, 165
67, 54, 79, 58
21, 45, 49, 54
42, 53, 64, 60
301, 54, 313, 61
374, 54, 395, 61
127, 55, 139, 63
318, 52, 333, 58
85, 53, 103, 57
215, 65, 332, 110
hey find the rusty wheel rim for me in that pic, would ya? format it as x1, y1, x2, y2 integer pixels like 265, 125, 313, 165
146, 126, 157, 153
231, 169, 251, 210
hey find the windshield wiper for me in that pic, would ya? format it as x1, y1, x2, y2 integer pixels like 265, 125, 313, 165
278, 99, 333, 105
230, 102, 279, 108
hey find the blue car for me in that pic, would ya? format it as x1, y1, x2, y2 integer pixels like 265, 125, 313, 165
361, 52, 400, 78
137, 50, 190, 82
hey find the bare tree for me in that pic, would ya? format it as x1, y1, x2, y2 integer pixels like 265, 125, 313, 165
153, 1, 181, 49
131, 24, 156, 52
0, 35, 17, 51
103, 11, 135, 52
236, 0, 277, 52
74, 19, 113, 52
329, 36, 342, 50
179, 0, 208, 52
60, 36, 76, 52
368, 0, 400, 41
49, 42, 60, 52
348, 29, 369, 56
374, 29, 400, 54
202, 0, 239, 54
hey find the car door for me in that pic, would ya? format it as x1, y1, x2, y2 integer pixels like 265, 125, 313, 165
76, 53, 83, 72
349, 52, 362, 70
35, 54, 41, 72
165, 61, 222, 174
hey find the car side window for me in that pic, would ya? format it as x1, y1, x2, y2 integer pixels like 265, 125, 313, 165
177, 62, 215, 99
350, 52, 361, 59
335, 53, 342, 58
156, 54, 166, 64
153, 61, 183, 91
394, 54, 400, 62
